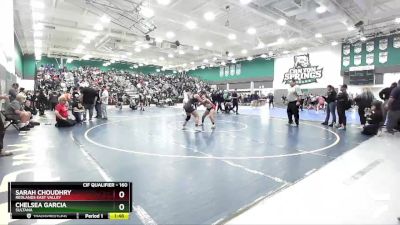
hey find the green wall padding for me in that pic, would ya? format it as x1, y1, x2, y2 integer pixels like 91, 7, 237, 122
188, 58, 274, 82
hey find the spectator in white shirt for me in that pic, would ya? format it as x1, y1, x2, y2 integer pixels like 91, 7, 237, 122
101, 86, 109, 120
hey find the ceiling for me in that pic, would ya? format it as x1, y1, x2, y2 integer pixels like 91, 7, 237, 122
14, 0, 400, 70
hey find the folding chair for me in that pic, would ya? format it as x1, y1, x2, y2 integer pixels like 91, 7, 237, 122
1, 111, 20, 132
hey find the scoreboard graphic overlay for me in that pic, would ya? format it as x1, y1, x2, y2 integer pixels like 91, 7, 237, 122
8, 182, 132, 220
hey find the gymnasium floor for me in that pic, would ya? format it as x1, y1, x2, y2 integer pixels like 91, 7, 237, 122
0, 106, 374, 224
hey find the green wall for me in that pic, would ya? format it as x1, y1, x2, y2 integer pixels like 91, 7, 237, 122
23, 54, 36, 79
36, 56, 165, 76
188, 58, 274, 82
14, 36, 23, 77
341, 34, 400, 71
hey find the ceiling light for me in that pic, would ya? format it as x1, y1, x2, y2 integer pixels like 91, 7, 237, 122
121, 55, 127, 59
100, 15, 111, 23
134, 47, 141, 52
134, 65, 139, 68
152, 59, 157, 63
156, 69, 161, 72
83, 38, 91, 44
213, 57, 218, 61
247, 56, 253, 61
77, 44, 85, 49
277, 38, 285, 43
31, 1, 45, 9
168, 53, 174, 58
33, 23, 44, 30
231, 59, 236, 63
316, 6, 327, 14
66, 58, 73, 63
166, 31, 175, 39
94, 23, 103, 31
203, 59, 209, 63
157, 0, 171, 5
190, 62, 195, 65
34, 31, 43, 37
110, 59, 116, 63
331, 41, 338, 46
221, 61, 226, 66
206, 41, 213, 47
32, 12, 44, 21
159, 56, 165, 61
283, 50, 290, 54
228, 52, 234, 57
179, 50, 185, 55
247, 27, 256, 35
315, 33, 322, 38
127, 52, 132, 56
277, 19, 286, 26
185, 21, 197, 29
301, 47, 308, 51
182, 63, 188, 67
155, 37, 163, 43
360, 36, 367, 41
201, 65, 206, 69
139, 63, 144, 66
240, 0, 252, 4
193, 45, 200, 51
74, 48, 83, 53
203, 12, 215, 21
268, 51, 274, 56
140, 7, 154, 18
347, 26, 355, 31
228, 33, 237, 40
257, 41, 265, 48
241, 49, 248, 54
260, 54, 267, 58
395, 18, 400, 23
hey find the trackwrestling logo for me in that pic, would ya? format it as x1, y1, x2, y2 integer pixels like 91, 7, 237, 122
282, 54, 323, 85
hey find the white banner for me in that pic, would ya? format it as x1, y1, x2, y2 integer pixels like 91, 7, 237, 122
379, 52, 388, 63
354, 42, 362, 54
343, 45, 350, 55
379, 38, 388, 50
343, 56, 350, 67
366, 41, 374, 52
354, 55, 362, 66
366, 53, 374, 65
394, 36, 400, 48
235, 64, 241, 75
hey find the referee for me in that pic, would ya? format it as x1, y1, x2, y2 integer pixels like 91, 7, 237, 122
287, 79, 302, 126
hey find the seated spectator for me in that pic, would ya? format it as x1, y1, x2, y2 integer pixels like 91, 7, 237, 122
72, 97, 84, 124
4, 93, 34, 131
362, 100, 384, 135
55, 96, 76, 127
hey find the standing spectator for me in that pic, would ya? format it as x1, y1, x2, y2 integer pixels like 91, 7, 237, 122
37, 89, 47, 116
80, 87, 98, 121
386, 80, 400, 134
95, 88, 102, 118
231, 89, 239, 114
355, 88, 374, 127
322, 85, 337, 127
337, 84, 350, 130
0, 95, 12, 157
55, 96, 76, 127
379, 82, 397, 124
49, 91, 59, 111
101, 85, 109, 120
268, 93, 274, 108
286, 79, 302, 126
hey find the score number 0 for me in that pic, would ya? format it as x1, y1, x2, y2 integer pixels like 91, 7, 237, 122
119, 190, 125, 211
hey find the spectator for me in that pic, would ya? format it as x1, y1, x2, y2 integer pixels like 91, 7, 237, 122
355, 88, 374, 127
336, 84, 350, 130
231, 89, 239, 114
0, 95, 12, 157
386, 80, 400, 134
80, 86, 98, 121
322, 85, 337, 127
55, 96, 76, 127
8, 83, 19, 101
362, 100, 384, 135
379, 82, 397, 124
4, 93, 33, 131
268, 93, 274, 108
95, 88, 102, 118
101, 85, 109, 120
